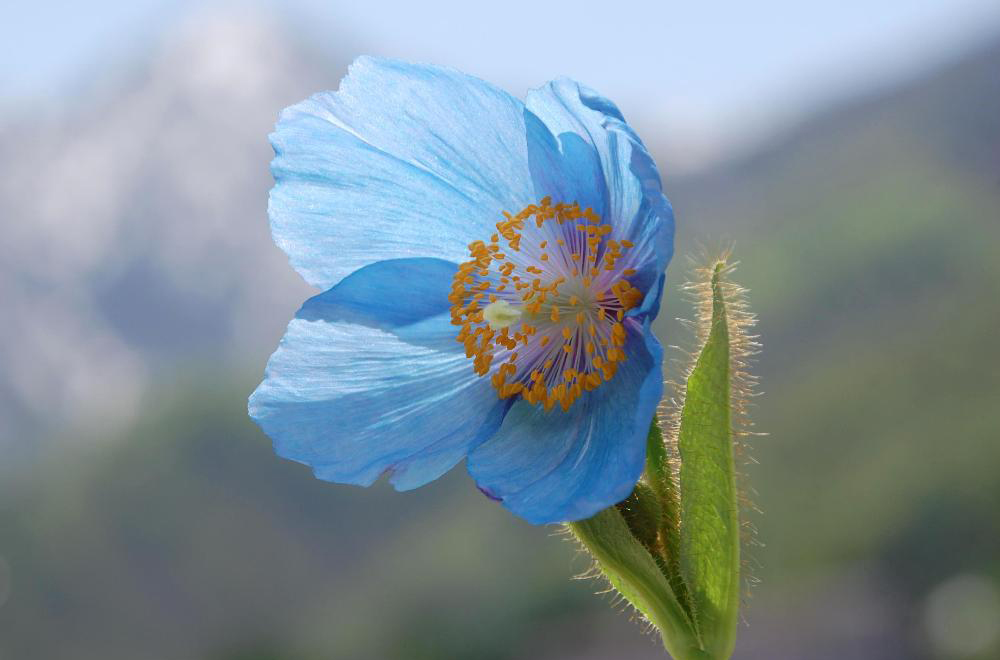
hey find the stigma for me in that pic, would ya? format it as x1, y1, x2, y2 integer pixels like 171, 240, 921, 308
449, 197, 644, 412
482, 299, 521, 328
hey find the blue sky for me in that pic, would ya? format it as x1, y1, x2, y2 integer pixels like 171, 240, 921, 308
4, 0, 999, 163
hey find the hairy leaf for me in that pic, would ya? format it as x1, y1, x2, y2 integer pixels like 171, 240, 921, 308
677, 264, 741, 658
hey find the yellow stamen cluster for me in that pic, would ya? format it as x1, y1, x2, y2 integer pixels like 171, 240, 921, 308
450, 197, 645, 412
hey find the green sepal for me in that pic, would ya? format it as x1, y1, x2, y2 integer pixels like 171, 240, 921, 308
677, 263, 741, 659
644, 422, 696, 624
616, 481, 661, 555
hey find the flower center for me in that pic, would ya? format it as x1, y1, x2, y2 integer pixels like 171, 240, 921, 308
449, 197, 643, 411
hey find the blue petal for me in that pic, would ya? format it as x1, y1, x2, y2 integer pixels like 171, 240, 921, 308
633, 272, 666, 322
524, 111, 607, 218
525, 79, 675, 292
270, 57, 554, 290
467, 321, 664, 524
249, 258, 508, 490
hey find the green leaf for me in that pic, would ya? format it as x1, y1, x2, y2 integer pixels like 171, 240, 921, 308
677, 263, 741, 658
569, 508, 710, 660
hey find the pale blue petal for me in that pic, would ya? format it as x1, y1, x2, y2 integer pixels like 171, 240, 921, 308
524, 112, 607, 217
270, 57, 552, 290
467, 321, 664, 524
525, 79, 675, 293
249, 258, 507, 490
633, 272, 666, 322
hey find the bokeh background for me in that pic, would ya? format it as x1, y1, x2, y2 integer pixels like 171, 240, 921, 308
2, 1, 1000, 658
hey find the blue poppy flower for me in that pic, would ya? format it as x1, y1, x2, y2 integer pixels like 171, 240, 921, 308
249, 57, 674, 524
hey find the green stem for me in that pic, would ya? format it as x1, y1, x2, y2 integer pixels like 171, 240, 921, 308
569, 508, 709, 660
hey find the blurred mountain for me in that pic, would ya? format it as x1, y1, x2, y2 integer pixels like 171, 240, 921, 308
0, 10, 333, 457
1, 11, 999, 660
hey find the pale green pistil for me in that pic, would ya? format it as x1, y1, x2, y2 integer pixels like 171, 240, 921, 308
483, 299, 522, 329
